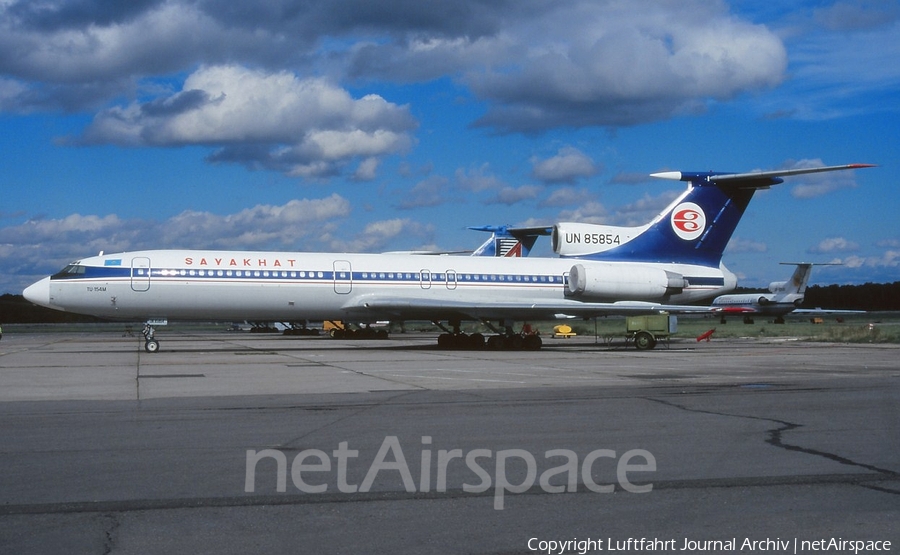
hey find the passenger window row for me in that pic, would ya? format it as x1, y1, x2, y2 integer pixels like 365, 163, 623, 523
141, 268, 565, 284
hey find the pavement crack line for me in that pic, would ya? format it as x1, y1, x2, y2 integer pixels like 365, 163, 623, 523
276, 390, 426, 450
100, 513, 120, 555
643, 397, 899, 493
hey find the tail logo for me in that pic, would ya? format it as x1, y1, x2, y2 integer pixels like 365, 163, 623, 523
671, 202, 706, 241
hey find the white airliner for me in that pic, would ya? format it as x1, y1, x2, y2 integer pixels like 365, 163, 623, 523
711, 263, 864, 324
23, 163, 873, 352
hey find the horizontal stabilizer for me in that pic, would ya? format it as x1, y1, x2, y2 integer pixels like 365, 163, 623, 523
467, 225, 552, 257
467, 225, 553, 237
651, 163, 875, 189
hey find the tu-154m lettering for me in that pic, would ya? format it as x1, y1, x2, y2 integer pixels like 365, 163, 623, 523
24, 163, 874, 352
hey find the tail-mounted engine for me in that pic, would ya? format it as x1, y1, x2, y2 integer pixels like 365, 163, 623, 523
566, 263, 686, 301
768, 280, 788, 293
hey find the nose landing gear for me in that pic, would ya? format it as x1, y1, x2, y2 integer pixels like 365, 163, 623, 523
142, 323, 160, 353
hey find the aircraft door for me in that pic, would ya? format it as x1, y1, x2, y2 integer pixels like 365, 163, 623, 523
333, 260, 352, 294
131, 257, 151, 292
446, 270, 457, 290
420, 269, 431, 289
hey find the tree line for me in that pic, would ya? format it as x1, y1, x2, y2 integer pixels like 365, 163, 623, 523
801, 282, 900, 311
723, 282, 900, 311
0, 294, 106, 324
2, 281, 899, 323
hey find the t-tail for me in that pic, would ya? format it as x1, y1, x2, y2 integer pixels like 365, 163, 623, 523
772, 262, 815, 298
550, 164, 874, 266
469, 225, 551, 257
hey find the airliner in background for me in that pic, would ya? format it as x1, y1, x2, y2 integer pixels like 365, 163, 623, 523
390, 224, 547, 258
468, 225, 549, 258
711, 263, 865, 324
23, 163, 873, 352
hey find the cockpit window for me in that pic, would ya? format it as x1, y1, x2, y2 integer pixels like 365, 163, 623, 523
51, 264, 86, 280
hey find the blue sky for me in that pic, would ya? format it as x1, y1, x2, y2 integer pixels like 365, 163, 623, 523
1, 0, 898, 294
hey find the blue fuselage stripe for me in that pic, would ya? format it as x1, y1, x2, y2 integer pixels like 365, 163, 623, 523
51, 265, 723, 290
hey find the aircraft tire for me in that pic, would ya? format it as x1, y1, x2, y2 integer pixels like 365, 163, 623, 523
438, 333, 454, 349
505, 334, 524, 350
633, 331, 655, 350
523, 335, 542, 351
145, 339, 160, 353
486, 335, 504, 350
468, 333, 485, 350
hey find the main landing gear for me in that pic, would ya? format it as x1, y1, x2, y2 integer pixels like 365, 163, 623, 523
142, 323, 160, 353
434, 320, 543, 351
327, 322, 389, 339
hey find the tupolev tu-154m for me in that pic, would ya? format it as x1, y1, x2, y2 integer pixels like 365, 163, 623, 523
23, 163, 873, 352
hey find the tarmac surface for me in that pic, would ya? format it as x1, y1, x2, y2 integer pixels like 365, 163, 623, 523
0, 329, 898, 554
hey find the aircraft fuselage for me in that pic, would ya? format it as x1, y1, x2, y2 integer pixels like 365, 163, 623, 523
26, 249, 734, 322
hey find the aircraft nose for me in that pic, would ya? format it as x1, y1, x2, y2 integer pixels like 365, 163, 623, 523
23, 277, 51, 308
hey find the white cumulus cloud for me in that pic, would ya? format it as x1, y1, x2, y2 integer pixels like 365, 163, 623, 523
531, 147, 598, 184
809, 237, 860, 254
78, 65, 416, 179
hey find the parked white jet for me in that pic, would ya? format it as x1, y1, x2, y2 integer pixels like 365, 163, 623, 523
711, 263, 863, 323
23, 163, 873, 352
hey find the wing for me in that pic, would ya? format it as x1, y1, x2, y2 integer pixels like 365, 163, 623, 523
339, 294, 713, 321
792, 308, 866, 315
